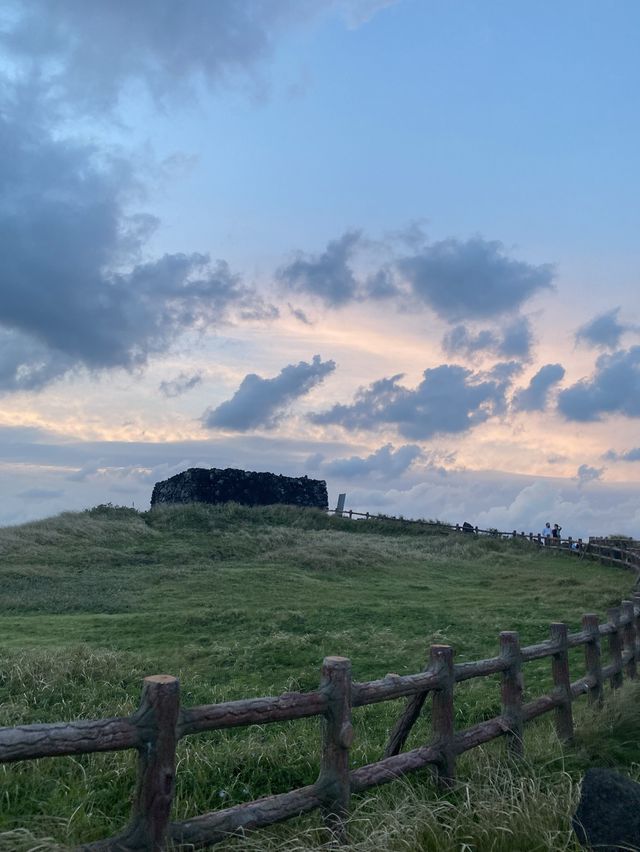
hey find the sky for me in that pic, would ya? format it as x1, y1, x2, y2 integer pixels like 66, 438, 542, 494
1, 0, 640, 538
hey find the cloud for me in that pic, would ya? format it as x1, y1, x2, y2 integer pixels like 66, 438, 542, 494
512, 363, 565, 412
278, 231, 553, 322
277, 231, 362, 306
159, 372, 203, 398
311, 364, 507, 440
557, 346, 640, 422
484, 360, 524, 384
603, 447, 640, 463
0, 97, 272, 392
1, 0, 323, 113
287, 303, 313, 325
2, 432, 639, 538
575, 464, 604, 484
397, 237, 554, 322
323, 443, 422, 478
203, 354, 336, 431
330, 471, 640, 540
443, 316, 534, 360
17, 487, 64, 501
339, 0, 399, 28
575, 307, 633, 350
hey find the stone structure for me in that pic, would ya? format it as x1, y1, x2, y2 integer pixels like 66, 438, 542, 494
151, 467, 328, 510
573, 767, 640, 850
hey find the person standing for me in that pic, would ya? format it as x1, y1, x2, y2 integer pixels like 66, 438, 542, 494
542, 522, 552, 545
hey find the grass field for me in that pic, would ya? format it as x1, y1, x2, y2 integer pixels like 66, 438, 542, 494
0, 503, 637, 850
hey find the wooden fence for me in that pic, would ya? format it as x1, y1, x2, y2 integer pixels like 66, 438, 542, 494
328, 508, 640, 575
2, 593, 640, 849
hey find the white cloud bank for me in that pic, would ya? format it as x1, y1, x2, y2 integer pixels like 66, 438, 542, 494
1, 433, 638, 540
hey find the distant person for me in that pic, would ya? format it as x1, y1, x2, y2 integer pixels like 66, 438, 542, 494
542, 522, 552, 544
552, 523, 562, 543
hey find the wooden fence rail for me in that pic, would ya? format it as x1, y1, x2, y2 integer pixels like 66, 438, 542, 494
2, 594, 640, 849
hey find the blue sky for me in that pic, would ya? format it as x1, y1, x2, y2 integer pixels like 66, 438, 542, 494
1, 0, 639, 536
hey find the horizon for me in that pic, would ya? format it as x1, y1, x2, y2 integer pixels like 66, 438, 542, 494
1, 0, 639, 540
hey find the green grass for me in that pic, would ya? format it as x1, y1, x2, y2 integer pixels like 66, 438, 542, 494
0, 503, 636, 850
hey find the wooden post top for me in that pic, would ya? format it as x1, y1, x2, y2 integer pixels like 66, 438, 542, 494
323, 656, 351, 666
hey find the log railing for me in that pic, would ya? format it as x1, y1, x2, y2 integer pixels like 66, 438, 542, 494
2, 595, 640, 849
327, 508, 640, 575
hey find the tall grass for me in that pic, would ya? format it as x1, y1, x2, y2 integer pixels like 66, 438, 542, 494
0, 504, 636, 849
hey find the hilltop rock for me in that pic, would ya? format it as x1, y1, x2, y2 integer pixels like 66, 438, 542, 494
573, 767, 640, 851
151, 467, 328, 510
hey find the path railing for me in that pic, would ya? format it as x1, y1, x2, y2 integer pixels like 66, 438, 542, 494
2, 594, 640, 849
327, 508, 640, 575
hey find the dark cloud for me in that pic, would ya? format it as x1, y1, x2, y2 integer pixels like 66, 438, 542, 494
557, 347, 640, 422
500, 317, 535, 358
2, 2, 394, 114
0, 330, 74, 392
484, 361, 524, 384
443, 316, 534, 360
512, 363, 565, 412
0, 0, 320, 113
159, 372, 203, 398
397, 237, 553, 322
203, 354, 336, 431
0, 104, 271, 392
287, 303, 313, 325
278, 230, 553, 321
277, 232, 362, 306
575, 308, 632, 350
0, 0, 292, 395
444, 327, 498, 356
323, 443, 422, 478
365, 267, 399, 299
603, 447, 640, 463
575, 464, 604, 484
311, 364, 506, 440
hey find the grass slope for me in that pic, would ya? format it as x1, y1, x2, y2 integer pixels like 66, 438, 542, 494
0, 503, 636, 849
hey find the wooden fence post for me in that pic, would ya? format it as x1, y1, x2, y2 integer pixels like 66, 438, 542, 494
500, 631, 523, 757
430, 645, 455, 788
123, 674, 180, 851
633, 593, 640, 647
622, 601, 637, 679
607, 607, 623, 690
319, 656, 352, 845
550, 623, 573, 742
582, 613, 603, 706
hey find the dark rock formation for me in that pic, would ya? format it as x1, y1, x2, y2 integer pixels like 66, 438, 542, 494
573, 767, 640, 851
151, 467, 328, 510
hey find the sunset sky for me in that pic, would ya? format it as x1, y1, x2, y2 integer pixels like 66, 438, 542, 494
1, 0, 640, 537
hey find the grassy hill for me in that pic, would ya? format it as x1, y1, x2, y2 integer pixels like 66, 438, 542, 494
0, 503, 637, 850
